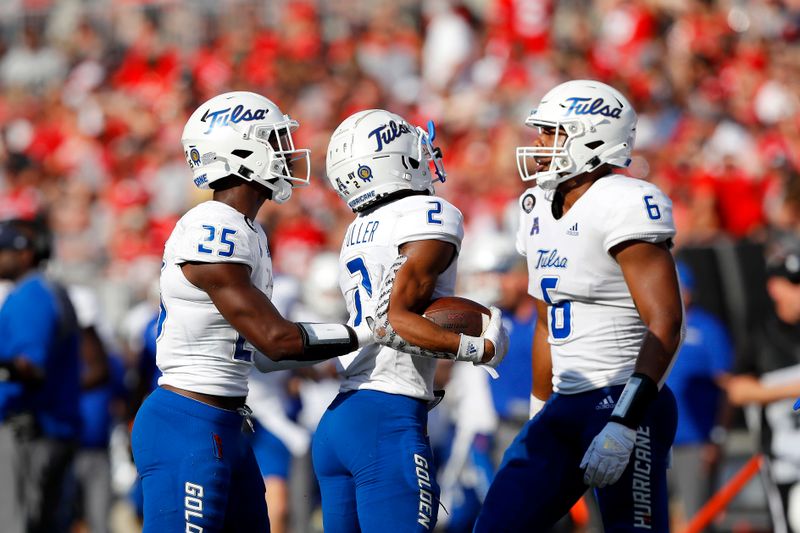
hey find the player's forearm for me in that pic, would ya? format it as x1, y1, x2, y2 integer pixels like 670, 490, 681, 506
531, 339, 552, 400
532, 299, 552, 400
388, 308, 461, 354
611, 318, 682, 430
633, 319, 683, 387
243, 319, 364, 363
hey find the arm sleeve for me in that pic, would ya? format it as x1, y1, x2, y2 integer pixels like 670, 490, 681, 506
392, 198, 464, 252
602, 184, 676, 252
253, 352, 326, 373
173, 206, 256, 269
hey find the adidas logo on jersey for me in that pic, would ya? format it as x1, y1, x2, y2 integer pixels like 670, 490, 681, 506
595, 395, 615, 410
567, 223, 579, 236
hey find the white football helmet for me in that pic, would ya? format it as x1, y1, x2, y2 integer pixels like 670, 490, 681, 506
517, 80, 637, 190
326, 109, 446, 212
181, 91, 310, 204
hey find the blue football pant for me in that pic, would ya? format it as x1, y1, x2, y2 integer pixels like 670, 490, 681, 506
474, 385, 677, 532
131, 387, 269, 533
312, 390, 440, 533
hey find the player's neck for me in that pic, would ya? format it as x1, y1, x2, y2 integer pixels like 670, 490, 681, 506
212, 181, 269, 220
556, 165, 611, 216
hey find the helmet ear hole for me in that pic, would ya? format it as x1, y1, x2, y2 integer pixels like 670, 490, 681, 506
231, 149, 253, 159
408, 158, 420, 169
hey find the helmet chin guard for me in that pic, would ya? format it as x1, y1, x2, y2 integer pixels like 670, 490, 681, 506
516, 80, 637, 190
326, 109, 446, 213
181, 91, 310, 202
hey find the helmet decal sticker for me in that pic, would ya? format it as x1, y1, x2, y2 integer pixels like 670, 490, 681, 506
189, 148, 201, 167
368, 120, 412, 152
563, 97, 623, 119
357, 165, 373, 182
200, 105, 270, 134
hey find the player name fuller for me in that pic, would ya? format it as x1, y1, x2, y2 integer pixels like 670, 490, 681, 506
345, 220, 380, 247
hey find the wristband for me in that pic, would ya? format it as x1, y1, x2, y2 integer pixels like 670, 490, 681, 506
529, 394, 546, 419
456, 334, 484, 363
296, 322, 359, 359
609, 373, 658, 429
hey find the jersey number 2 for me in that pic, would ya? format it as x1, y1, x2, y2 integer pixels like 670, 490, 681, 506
540, 277, 572, 340
233, 335, 254, 362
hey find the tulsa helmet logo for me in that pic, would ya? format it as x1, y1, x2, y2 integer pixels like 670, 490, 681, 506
368, 120, 411, 152
563, 97, 622, 119
201, 105, 269, 134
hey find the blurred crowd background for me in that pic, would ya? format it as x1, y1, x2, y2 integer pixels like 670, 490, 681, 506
0, 0, 798, 532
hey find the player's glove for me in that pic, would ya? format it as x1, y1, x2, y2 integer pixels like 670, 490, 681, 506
479, 306, 509, 367
353, 321, 375, 348
579, 421, 637, 487
355, 298, 378, 348
457, 306, 509, 379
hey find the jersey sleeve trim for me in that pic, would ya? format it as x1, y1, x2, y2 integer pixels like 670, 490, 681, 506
604, 230, 674, 252
171, 254, 253, 267
395, 232, 462, 252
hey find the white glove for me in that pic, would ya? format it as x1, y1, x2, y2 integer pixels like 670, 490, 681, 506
355, 299, 378, 347
353, 321, 374, 347
476, 306, 509, 371
580, 421, 637, 487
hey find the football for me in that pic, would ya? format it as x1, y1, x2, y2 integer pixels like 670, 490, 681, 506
422, 296, 490, 337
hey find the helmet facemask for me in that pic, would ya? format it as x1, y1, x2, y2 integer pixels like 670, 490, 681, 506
516, 80, 637, 191
418, 121, 447, 186
237, 119, 310, 204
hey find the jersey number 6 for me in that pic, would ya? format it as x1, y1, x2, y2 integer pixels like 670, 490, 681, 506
540, 277, 572, 340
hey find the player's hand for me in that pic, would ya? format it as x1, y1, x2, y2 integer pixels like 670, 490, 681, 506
353, 320, 374, 347
580, 421, 636, 487
355, 299, 378, 347
473, 306, 509, 378
480, 307, 509, 364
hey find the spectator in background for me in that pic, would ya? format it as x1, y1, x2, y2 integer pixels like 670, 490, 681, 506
725, 245, 800, 533
666, 261, 733, 530
458, 231, 535, 462
64, 285, 123, 533
0, 219, 81, 533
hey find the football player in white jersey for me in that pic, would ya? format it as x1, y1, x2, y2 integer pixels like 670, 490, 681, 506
474, 80, 684, 532
311, 109, 509, 533
130, 92, 373, 533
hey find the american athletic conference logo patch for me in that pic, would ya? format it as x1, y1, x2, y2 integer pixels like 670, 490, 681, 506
522, 194, 536, 213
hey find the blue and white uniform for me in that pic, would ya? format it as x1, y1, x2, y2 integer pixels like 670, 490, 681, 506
131, 201, 272, 533
312, 194, 463, 533
475, 175, 678, 532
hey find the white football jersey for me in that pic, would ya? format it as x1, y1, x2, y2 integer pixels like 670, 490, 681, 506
337, 194, 464, 400
157, 201, 272, 397
516, 175, 676, 394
